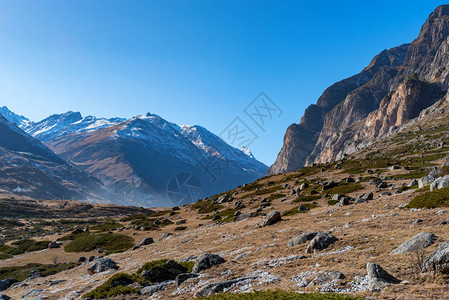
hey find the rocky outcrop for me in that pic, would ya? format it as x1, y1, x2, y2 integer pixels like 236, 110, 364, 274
422, 240, 449, 274
268, 44, 409, 175
192, 253, 226, 273
367, 262, 400, 292
269, 5, 449, 174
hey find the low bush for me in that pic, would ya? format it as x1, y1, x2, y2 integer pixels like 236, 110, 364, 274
293, 195, 321, 203
282, 204, 318, 216
406, 186, 449, 208
0, 262, 79, 282
325, 183, 364, 195
64, 233, 134, 254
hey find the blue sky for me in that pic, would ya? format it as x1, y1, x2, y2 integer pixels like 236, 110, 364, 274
0, 1, 446, 165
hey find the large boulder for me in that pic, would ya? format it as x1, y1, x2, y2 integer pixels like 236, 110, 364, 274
391, 232, 436, 254
422, 240, 449, 274
138, 237, 154, 247
367, 262, 400, 292
87, 258, 118, 274
305, 232, 338, 254
288, 232, 318, 247
192, 253, 226, 273
418, 175, 435, 188
0, 294, 11, 300
308, 271, 346, 286
48, 241, 60, 249
259, 211, 281, 227
430, 175, 449, 191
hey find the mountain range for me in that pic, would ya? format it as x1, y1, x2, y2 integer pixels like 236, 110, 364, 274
268, 5, 449, 175
0, 107, 267, 207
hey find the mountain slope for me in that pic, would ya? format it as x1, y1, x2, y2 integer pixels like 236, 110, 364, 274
269, 5, 449, 174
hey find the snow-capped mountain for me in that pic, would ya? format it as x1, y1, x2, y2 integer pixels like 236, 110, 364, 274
0, 106, 32, 128
0, 107, 268, 207
0, 115, 117, 201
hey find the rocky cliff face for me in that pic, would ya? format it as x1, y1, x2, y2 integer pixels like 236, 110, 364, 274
269, 5, 449, 174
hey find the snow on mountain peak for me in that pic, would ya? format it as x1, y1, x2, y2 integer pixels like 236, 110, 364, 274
238, 146, 254, 159
0, 106, 32, 128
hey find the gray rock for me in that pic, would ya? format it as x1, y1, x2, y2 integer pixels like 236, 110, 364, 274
88, 256, 95, 262
0, 279, 15, 292
418, 175, 435, 188
391, 232, 436, 254
28, 271, 40, 279
194, 276, 256, 297
138, 237, 154, 247
367, 262, 400, 292
308, 271, 346, 286
175, 273, 199, 286
430, 175, 449, 191
48, 241, 60, 249
300, 183, 309, 190
422, 240, 449, 274
288, 232, 319, 247
139, 281, 174, 295
408, 179, 418, 187
141, 260, 186, 282
306, 232, 338, 254
335, 196, 351, 207
0, 294, 11, 300
377, 182, 388, 188
192, 253, 226, 273
87, 258, 118, 274
298, 205, 310, 212
259, 211, 281, 227
78, 256, 86, 263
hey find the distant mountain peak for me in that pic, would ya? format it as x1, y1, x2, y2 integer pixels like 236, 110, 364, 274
0, 106, 32, 128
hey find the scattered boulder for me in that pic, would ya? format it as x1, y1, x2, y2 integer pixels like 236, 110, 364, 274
194, 276, 256, 297
391, 232, 436, 254
300, 183, 309, 190
88, 256, 96, 262
335, 196, 351, 207
430, 175, 449, 191
422, 240, 449, 274
0, 294, 10, 300
298, 205, 310, 212
176, 220, 186, 225
322, 181, 338, 190
192, 253, 226, 273
87, 258, 118, 274
140, 281, 174, 295
288, 232, 318, 247
175, 273, 199, 286
78, 256, 86, 263
367, 262, 400, 292
48, 241, 60, 249
418, 175, 435, 188
259, 211, 281, 227
308, 271, 346, 286
0, 279, 15, 292
408, 179, 418, 187
377, 182, 388, 189
137, 237, 154, 247
305, 232, 338, 254
175, 226, 187, 231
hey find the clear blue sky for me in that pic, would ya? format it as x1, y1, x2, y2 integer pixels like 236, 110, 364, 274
0, 1, 445, 165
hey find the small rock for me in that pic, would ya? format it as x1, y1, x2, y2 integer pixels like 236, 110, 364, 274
0, 295, 11, 300
194, 276, 256, 297
288, 232, 319, 247
48, 241, 60, 249
308, 271, 346, 286
137, 237, 154, 247
140, 281, 174, 295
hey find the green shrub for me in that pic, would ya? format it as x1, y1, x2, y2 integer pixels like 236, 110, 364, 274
240, 182, 264, 192
268, 193, 285, 200
198, 290, 363, 300
213, 209, 237, 223
324, 183, 364, 195
91, 222, 123, 231
282, 204, 318, 216
0, 253, 12, 260
0, 262, 79, 282
327, 200, 339, 206
64, 233, 134, 254
407, 186, 449, 208
191, 200, 224, 214
137, 259, 187, 283
293, 195, 321, 203
83, 273, 138, 299
246, 185, 284, 197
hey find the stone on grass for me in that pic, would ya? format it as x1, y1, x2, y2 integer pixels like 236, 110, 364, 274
391, 232, 436, 254
308, 271, 346, 286
418, 175, 435, 188
139, 281, 174, 295
48, 241, 60, 249
259, 211, 281, 227
305, 232, 338, 254
138, 237, 154, 247
288, 232, 318, 247
192, 253, 226, 273
367, 262, 400, 292
194, 276, 256, 297
87, 258, 118, 274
